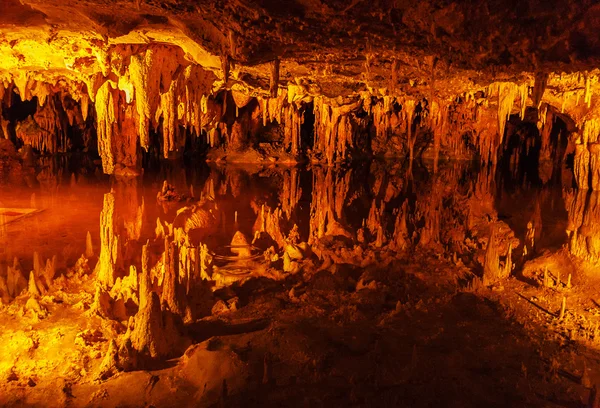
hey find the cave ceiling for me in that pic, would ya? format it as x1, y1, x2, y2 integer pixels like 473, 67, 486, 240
2, 0, 599, 98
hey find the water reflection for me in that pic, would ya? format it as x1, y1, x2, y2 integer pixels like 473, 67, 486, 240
0, 156, 582, 284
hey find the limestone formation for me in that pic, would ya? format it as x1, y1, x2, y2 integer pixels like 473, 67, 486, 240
7, 259, 27, 298
231, 231, 252, 258
85, 231, 94, 258
95, 192, 120, 288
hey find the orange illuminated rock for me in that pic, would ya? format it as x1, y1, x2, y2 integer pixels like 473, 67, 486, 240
575, 143, 591, 190
161, 239, 188, 317
95, 192, 121, 288
253, 205, 286, 248
7, 258, 26, 298
231, 231, 252, 258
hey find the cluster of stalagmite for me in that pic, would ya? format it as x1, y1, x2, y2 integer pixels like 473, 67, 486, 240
565, 190, 600, 263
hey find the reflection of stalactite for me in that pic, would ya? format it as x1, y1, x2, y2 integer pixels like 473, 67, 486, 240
366, 199, 386, 247
416, 181, 442, 247
95, 192, 121, 288
253, 205, 286, 248
390, 200, 409, 251
281, 167, 301, 219
309, 167, 353, 242
114, 178, 144, 242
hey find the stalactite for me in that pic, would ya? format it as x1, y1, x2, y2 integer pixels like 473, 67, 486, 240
158, 79, 178, 158
283, 104, 303, 155
533, 72, 549, 109
270, 59, 280, 98
430, 99, 448, 173
591, 144, 600, 191
95, 81, 118, 173
489, 82, 529, 143
574, 143, 590, 190
400, 98, 417, 167
313, 97, 361, 164
221, 55, 230, 83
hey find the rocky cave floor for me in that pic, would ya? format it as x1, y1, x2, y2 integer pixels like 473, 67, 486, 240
0, 158, 600, 408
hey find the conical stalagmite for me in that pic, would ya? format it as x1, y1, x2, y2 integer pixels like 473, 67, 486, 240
43, 256, 56, 286
483, 227, 501, 285
121, 291, 177, 364
28, 270, 42, 297
161, 239, 187, 316
86, 231, 94, 258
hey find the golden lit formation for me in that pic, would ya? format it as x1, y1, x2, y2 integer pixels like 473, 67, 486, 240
1, 0, 600, 406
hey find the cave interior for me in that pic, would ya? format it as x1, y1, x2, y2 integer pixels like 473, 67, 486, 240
2, 0, 600, 407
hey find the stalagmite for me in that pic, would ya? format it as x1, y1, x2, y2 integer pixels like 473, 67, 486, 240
161, 239, 187, 316
391, 201, 409, 251
503, 244, 513, 278
559, 296, 566, 320
231, 231, 252, 258
43, 256, 56, 286
86, 231, 94, 258
120, 291, 176, 365
97, 339, 120, 380
28, 271, 42, 297
483, 227, 501, 285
